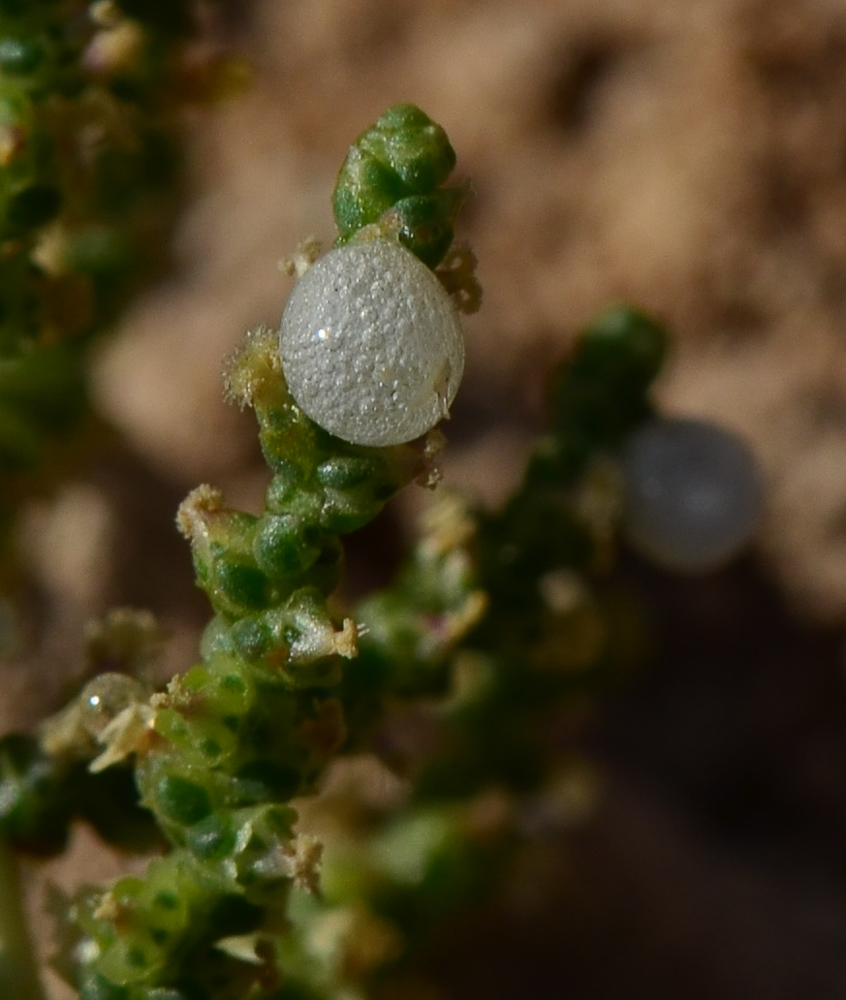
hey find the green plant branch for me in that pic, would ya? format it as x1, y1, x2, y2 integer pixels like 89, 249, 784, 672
0, 100, 681, 1000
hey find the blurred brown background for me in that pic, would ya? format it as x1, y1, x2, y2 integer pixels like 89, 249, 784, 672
9, 1, 846, 997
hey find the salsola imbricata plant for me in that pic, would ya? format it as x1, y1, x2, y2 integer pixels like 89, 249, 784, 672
0, 102, 761, 1000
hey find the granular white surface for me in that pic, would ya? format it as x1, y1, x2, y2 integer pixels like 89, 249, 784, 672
279, 239, 465, 447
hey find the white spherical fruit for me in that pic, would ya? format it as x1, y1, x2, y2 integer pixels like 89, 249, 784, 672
621, 417, 762, 573
78, 673, 148, 737
279, 238, 464, 447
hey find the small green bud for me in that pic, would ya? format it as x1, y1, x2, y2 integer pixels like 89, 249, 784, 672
547, 306, 669, 455
209, 670, 253, 716
252, 513, 321, 578
333, 103, 460, 267
385, 188, 466, 269
315, 455, 376, 490
198, 616, 232, 660
319, 486, 385, 535
155, 775, 213, 827
147, 888, 186, 931
97, 935, 160, 987
213, 557, 272, 613
573, 306, 668, 391
264, 464, 304, 511
228, 615, 273, 661
357, 103, 456, 196
155, 696, 239, 768
185, 812, 236, 861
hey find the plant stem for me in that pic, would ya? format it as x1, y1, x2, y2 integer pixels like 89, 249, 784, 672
0, 839, 46, 1000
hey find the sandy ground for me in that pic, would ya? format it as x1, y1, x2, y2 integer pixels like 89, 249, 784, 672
8, 0, 846, 997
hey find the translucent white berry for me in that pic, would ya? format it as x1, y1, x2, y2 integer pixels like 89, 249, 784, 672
78, 672, 148, 737
279, 238, 464, 447
621, 417, 762, 573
